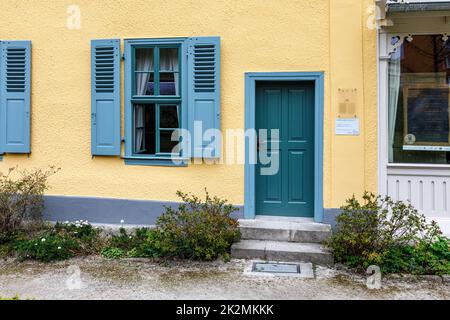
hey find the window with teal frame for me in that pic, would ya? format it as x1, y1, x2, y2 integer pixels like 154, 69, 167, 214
124, 38, 188, 166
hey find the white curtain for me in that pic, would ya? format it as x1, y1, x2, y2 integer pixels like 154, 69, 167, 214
160, 48, 179, 95
388, 48, 402, 163
134, 49, 153, 153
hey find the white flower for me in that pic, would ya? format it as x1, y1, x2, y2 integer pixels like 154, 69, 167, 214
34, 243, 38, 246
120, 220, 125, 224
129, 236, 132, 239
65, 221, 69, 224
41, 238, 46, 242
57, 247, 61, 250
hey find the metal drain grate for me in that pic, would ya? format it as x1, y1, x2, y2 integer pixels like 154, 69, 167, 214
252, 262, 300, 274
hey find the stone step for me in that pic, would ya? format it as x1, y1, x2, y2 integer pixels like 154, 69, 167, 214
238, 218, 332, 243
231, 240, 333, 265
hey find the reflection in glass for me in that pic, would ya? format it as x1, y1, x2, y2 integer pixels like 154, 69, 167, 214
160, 105, 179, 128
160, 130, 179, 153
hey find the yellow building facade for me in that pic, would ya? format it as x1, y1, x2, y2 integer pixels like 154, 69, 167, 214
0, 0, 378, 225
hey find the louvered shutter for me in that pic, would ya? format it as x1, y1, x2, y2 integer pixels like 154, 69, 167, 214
0, 41, 31, 154
187, 37, 221, 158
91, 39, 121, 156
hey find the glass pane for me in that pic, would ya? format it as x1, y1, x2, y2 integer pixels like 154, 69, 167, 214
135, 48, 154, 95
160, 105, 179, 128
159, 48, 179, 95
388, 35, 450, 164
160, 130, 179, 153
135, 72, 154, 95
159, 48, 178, 72
133, 104, 155, 155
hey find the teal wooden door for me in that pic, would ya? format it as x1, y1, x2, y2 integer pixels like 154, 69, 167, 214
255, 82, 314, 217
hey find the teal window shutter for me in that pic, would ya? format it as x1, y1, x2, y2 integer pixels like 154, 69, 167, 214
187, 36, 221, 158
0, 41, 31, 154
91, 39, 121, 156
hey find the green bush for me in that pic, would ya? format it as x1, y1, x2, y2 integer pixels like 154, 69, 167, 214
153, 190, 241, 261
14, 220, 103, 262
103, 190, 240, 261
101, 247, 124, 259
381, 237, 450, 275
106, 227, 160, 258
326, 192, 449, 275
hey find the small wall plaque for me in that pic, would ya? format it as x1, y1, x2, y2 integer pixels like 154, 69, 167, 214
335, 118, 360, 136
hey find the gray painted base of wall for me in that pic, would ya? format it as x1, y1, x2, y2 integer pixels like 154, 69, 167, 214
44, 195, 244, 225
44, 195, 339, 228
323, 208, 341, 230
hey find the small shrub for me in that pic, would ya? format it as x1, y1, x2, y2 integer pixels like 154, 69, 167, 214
107, 227, 160, 258
14, 220, 103, 262
153, 189, 241, 261
14, 232, 77, 262
101, 247, 124, 259
53, 221, 103, 255
0, 166, 59, 235
326, 192, 449, 275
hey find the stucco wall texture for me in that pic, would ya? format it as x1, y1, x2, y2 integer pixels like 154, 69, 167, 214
0, 0, 377, 209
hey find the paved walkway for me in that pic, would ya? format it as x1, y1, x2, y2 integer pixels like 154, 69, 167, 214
0, 257, 448, 300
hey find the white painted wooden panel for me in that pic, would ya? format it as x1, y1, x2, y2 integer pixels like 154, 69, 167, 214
387, 166, 450, 235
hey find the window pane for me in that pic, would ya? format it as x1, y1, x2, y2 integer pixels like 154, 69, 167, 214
388, 35, 450, 164
159, 48, 179, 72
160, 105, 179, 128
159, 48, 179, 95
135, 72, 154, 95
135, 48, 154, 95
134, 104, 155, 154
160, 130, 179, 153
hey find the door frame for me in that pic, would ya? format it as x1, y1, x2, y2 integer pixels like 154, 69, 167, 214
244, 72, 324, 222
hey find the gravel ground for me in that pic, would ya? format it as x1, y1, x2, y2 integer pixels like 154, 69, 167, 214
0, 256, 448, 300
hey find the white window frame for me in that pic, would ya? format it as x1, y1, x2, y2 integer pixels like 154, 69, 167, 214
378, 15, 450, 235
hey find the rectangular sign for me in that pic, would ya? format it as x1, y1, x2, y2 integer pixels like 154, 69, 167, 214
335, 118, 359, 136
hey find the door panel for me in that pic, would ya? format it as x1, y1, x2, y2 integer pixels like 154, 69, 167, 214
256, 82, 314, 217
288, 150, 305, 203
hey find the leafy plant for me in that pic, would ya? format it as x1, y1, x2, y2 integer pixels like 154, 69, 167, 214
153, 189, 241, 261
106, 227, 160, 258
14, 232, 77, 262
0, 166, 59, 235
101, 247, 124, 259
326, 192, 449, 274
14, 220, 103, 262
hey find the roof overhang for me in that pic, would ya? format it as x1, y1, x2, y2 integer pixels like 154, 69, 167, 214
381, 0, 450, 16
376, 1, 450, 27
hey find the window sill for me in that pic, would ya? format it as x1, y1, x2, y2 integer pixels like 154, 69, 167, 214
123, 156, 188, 167
387, 163, 450, 169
